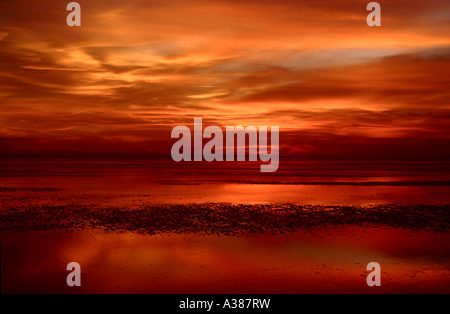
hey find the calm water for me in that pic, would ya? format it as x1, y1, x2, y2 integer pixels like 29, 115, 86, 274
1, 158, 449, 205
2, 228, 449, 293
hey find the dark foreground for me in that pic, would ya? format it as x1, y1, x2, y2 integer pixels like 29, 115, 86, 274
1, 202, 449, 294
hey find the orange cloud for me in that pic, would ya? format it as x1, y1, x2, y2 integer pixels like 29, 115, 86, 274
0, 0, 449, 158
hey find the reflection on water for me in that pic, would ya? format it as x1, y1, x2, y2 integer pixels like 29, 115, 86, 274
1, 159, 449, 205
2, 228, 449, 293
1, 159, 449, 293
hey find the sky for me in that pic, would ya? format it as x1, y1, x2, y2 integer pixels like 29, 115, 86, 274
0, 0, 449, 159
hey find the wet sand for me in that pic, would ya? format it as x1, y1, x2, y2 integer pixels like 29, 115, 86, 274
2, 228, 449, 294
1, 159, 449, 293
1, 203, 449, 235
1, 201, 449, 293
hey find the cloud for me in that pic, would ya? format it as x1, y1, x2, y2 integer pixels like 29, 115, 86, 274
0, 0, 449, 158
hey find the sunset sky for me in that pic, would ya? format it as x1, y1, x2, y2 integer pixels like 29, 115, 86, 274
0, 0, 449, 159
